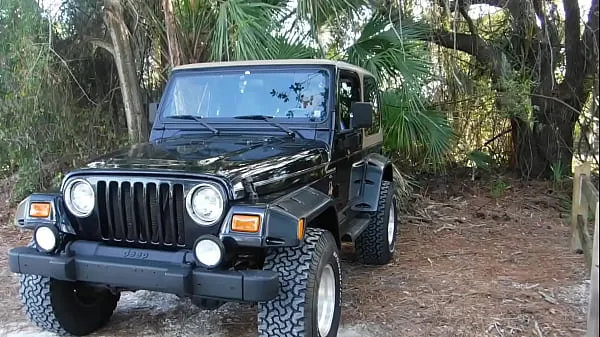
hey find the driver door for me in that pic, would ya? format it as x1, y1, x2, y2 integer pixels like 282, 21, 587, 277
332, 70, 363, 222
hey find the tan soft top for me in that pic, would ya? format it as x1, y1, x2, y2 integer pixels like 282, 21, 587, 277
173, 59, 375, 78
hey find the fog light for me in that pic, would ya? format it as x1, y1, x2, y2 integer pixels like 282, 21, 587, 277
34, 226, 58, 252
194, 236, 224, 268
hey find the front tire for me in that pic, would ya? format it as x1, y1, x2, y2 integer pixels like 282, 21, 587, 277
258, 228, 342, 337
19, 274, 120, 336
355, 180, 398, 265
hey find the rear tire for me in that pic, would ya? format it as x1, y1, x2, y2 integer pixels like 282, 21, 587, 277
258, 228, 341, 337
355, 180, 398, 265
19, 274, 120, 336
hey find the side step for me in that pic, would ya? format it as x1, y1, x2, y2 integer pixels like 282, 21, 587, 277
342, 216, 371, 242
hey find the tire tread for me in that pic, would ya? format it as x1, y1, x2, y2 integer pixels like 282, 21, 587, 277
19, 274, 70, 336
258, 228, 339, 337
355, 180, 395, 265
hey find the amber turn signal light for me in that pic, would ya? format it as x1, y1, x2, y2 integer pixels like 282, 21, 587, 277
29, 202, 51, 218
231, 214, 261, 233
297, 218, 305, 240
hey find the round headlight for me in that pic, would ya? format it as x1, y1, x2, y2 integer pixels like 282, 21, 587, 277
186, 184, 224, 225
65, 179, 95, 217
34, 226, 58, 252
194, 237, 224, 268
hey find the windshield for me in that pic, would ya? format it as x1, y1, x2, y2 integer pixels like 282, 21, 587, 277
160, 67, 330, 122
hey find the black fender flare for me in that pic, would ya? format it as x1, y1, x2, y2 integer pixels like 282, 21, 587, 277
349, 153, 394, 212
14, 193, 76, 234
261, 186, 339, 247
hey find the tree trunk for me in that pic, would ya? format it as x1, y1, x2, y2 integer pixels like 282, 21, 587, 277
513, 105, 579, 178
104, 0, 148, 144
162, 0, 181, 67
424, 0, 598, 179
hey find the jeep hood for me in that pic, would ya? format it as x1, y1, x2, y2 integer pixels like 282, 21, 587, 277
80, 135, 330, 196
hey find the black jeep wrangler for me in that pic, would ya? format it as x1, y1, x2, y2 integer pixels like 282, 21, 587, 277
9, 59, 398, 337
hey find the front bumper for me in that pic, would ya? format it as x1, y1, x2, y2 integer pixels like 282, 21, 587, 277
8, 240, 279, 302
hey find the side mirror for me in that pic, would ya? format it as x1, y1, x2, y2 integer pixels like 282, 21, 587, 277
148, 102, 159, 126
349, 102, 373, 129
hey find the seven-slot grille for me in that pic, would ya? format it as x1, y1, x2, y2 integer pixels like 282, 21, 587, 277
95, 180, 186, 247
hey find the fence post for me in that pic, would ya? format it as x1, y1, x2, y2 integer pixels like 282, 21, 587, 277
571, 163, 591, 252
586, 201, 599, 337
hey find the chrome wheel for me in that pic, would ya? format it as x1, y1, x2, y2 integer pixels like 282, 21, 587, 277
387, 200, 396, 250
317, 264, 336, 336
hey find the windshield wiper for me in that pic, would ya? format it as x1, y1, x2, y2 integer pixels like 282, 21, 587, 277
233, 115, 302, 138
166, 115, 220, 135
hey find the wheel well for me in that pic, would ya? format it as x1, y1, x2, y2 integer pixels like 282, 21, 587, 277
307, 207, 341, 247
383, 163, 393, 182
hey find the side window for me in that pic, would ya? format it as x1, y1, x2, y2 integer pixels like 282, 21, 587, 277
338, 71, 361, 130
363, 76, 381, 135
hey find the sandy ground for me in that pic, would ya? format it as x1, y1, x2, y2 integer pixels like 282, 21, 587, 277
0, 174, 592, 337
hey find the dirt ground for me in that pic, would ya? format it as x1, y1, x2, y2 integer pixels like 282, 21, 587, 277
0, 173, 591, 337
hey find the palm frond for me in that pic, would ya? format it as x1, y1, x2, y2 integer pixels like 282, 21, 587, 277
345, 13, 432, 85
270, 35, 319, 59
296, 0, 365, 30
339, 11, 451, 167
210, 0, 281, 61
173, 0, 215, 63
382, 89, 455, 168
287, 0, 366, 48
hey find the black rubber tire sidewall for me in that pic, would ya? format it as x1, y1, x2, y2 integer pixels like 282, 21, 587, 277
19, 274, 119, 336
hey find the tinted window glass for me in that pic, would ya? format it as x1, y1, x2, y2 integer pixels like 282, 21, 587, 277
160, 68, 330, 122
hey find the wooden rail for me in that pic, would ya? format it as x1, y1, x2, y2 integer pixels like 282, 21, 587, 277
570, 162, 598, 337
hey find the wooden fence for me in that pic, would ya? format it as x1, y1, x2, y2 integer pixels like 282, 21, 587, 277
570, 162, 598, 337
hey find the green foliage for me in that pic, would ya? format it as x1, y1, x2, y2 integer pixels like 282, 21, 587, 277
468, 150, 494, 169
150, 0, 368, 63
341, 12, 453, 168
0, 0, 126, 201
550, 161, 567, 190
0, 0, 457, 203
210, 0, 280, 61
345, 16, 431, 85
489, 178, 509, 199
382, 89, 454, 169
295, 0, 367, 38
498, 71, 535, 121
270, 36, 319, 59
